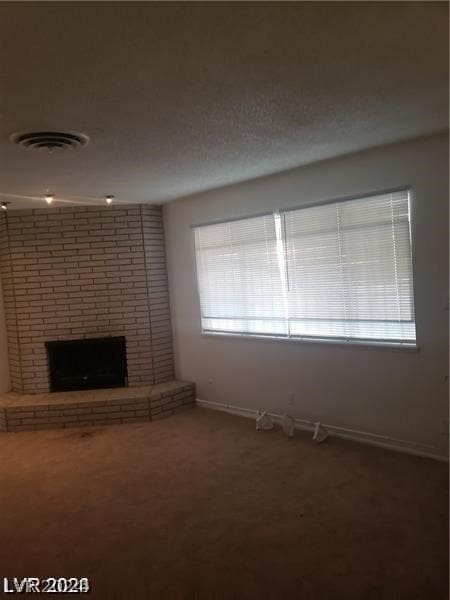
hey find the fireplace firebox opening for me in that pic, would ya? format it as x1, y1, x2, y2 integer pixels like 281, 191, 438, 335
45, 336, 128, 392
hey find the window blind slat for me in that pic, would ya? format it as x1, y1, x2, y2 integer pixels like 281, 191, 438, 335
195, 215, 287, 335
194, 190, 416, 345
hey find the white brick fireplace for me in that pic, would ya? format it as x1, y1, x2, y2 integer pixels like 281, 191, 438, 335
0, 204, 174, 394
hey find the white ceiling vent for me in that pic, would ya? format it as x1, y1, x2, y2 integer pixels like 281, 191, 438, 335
10, 131, 89, 152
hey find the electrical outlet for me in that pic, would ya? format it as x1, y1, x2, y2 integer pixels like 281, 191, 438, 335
287, 392, 295, 409
207, 378, 214, 401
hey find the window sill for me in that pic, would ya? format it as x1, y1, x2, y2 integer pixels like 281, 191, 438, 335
200, 331, 419, 353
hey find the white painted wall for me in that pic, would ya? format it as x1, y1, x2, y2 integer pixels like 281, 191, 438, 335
164, 132, 449, 458
0, 276, 10, 393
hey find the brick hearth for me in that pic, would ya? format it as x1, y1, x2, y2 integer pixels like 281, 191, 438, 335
0, 381, 195, 432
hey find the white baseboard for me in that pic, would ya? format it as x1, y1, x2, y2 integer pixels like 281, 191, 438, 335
196, 398, 449, 462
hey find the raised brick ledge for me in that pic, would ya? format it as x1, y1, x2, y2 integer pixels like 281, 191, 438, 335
0, 381, 195, 432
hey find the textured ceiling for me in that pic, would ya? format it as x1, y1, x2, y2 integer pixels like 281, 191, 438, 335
0, 1, 448, 209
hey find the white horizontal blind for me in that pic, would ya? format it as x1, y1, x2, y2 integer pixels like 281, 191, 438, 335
194, 214, 287, 335
194, 189, 416, 345
284, 190, 415, 343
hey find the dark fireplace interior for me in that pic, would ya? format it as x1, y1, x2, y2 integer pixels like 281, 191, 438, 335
45, 336, 128, 392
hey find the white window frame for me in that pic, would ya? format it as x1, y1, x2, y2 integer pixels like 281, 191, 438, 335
192, 187, 417, 350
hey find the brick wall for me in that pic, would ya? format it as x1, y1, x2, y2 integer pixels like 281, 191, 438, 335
0, 204, 175, 393
142, 206, 174, 383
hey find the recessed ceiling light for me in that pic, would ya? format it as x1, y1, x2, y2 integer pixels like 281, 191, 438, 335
105, 195, 114, 204
45, 194, 54, 204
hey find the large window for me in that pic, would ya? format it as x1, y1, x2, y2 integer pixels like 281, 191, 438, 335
194, 190, 416, 346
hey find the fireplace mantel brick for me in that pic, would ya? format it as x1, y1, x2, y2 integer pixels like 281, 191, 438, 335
0, 204, 175, 394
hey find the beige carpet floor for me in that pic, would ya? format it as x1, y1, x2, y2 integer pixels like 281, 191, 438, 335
0, 408, 448, 599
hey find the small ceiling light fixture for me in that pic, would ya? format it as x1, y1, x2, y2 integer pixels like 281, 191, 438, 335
105, 195, 114, 204
45, 194, 54, 204
1, 202, 9, 211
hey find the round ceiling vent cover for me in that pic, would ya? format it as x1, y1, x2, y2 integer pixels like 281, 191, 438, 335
10, 131, 89, 152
